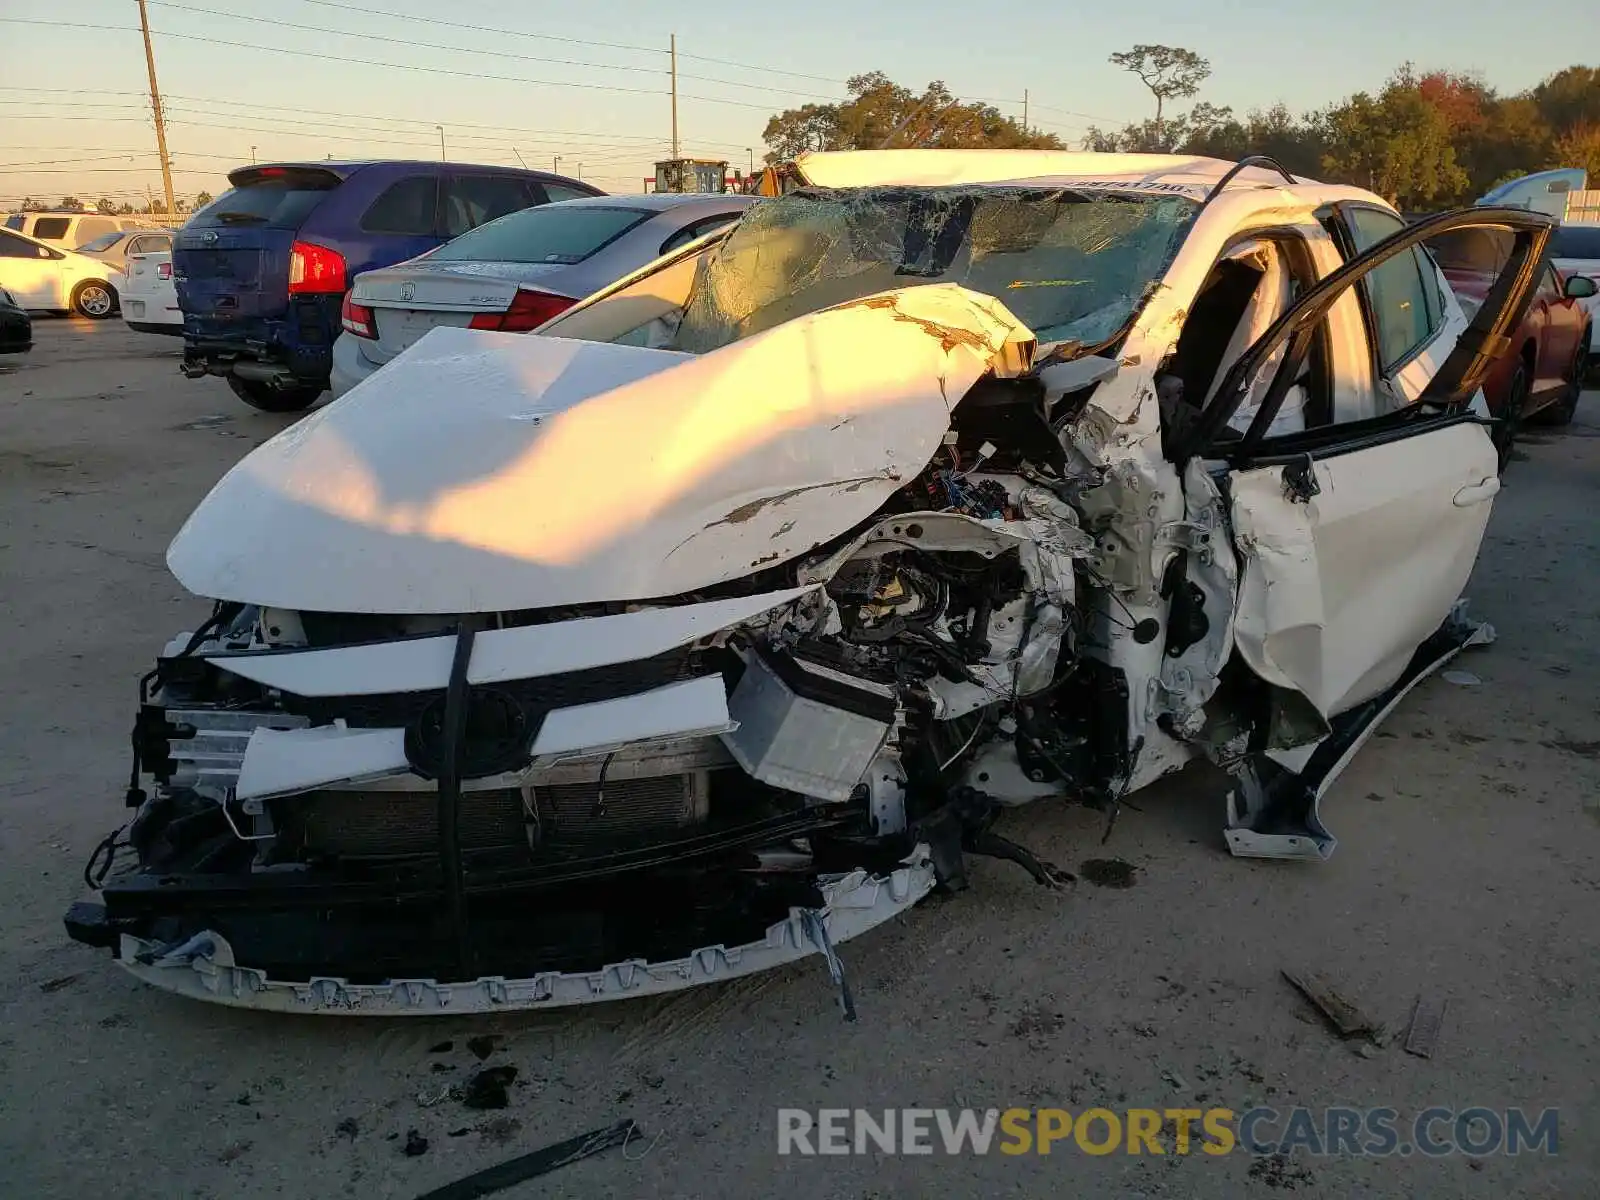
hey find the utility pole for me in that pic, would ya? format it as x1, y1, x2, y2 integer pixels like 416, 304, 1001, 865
577, 163, 583, 181
669, 34, 680, 161
436, 126, 446, 161
1023, 89, 1029, 135
250, 145, 256, 164
135, 0, 176, 220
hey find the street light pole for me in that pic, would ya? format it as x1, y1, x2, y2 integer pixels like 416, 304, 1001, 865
747, 147, 754, 175
553, 155, 562, 174
250, 146, 256, 165
436, 126, 446, 161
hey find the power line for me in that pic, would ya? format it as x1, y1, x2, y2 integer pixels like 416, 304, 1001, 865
295, 0, 858, 89
299, 0, 664, 57
146, 1, 845, 101
1, 88, 753, 153
0, 18, 783, 111
0, 153, 156, 169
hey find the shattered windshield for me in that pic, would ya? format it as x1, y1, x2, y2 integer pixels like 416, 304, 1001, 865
671, 185, 1199, 355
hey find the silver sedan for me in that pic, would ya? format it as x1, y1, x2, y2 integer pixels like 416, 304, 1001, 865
331, 192, 756, 397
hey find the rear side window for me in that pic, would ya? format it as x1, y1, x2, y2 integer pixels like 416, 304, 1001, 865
441, 175, 539, 238
543, 183, 595, 203
1552, 225, 1600, 259
1347, 207, 1444, 373
361, 175, 440, 235
430, 204, 652, 265
128, 234, 171, 255
3, 215, 22, 231
31, 217, 70, 241
75, 218, 117, 245
77, 231, 126, 253
659, 212, 742, 255
189, 180, 336, 229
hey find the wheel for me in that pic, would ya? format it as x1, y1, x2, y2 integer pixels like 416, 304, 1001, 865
226, 375, 322, 413
1494, 363, 1528, 472
1532, 333, 1588, 427
71, 280, 117, 319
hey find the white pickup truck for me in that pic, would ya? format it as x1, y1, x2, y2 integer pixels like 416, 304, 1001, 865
119, 251, 182, 336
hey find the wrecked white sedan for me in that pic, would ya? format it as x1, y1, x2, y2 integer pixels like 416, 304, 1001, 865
66, 152, 1553, 1015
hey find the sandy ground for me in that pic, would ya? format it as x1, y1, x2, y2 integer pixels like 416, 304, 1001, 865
1, 318, 1596, 1199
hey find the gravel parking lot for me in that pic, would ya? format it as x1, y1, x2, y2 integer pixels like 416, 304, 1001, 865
2, 318, 1597, 1199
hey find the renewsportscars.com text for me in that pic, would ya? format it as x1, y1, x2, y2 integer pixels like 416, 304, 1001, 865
777, 1106, 1559, 1157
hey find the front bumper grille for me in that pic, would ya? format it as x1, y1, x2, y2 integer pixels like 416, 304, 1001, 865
281, 773, 710, 859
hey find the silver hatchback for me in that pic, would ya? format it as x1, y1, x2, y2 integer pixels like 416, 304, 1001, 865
331, 193, 756, 396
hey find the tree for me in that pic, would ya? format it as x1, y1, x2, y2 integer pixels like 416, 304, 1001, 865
117, 202, 135, 215
1468, 95, 1553, 197
1108, 44, 1211, 146
762, 71, 1060, 162
1320, 77, 1468, 208
1532, 66, 1600, 135
60, 195, 82, 210
1551, 121, 1600, 181
95, 197, 117, 214
194, 190, 214, 209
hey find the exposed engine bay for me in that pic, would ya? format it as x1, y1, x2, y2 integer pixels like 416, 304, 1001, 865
71, 372, 1154, 1014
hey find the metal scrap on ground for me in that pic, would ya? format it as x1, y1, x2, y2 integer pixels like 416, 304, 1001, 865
412, 1118, 639, 1200
1281, 968, 1384, 1042
1404, 994, 1449, 1058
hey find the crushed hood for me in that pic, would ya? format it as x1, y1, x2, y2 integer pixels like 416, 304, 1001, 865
168, 283, 1034, 614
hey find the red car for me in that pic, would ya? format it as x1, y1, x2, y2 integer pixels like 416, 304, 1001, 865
1431, 228, 1595, 466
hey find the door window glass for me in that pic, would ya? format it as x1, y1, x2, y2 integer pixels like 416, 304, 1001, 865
1347, 207, 1443, 373
441, 176, 537, 237
0, 230, 44, 257
360, 176, 440, 235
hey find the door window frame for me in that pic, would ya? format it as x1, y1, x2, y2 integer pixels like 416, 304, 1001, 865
1178, 207, 1556, 468
1322, 201, 1450, 381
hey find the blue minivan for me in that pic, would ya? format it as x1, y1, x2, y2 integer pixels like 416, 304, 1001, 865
175, 161, 601, 411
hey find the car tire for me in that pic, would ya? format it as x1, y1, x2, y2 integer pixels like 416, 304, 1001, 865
1532, 334, 1587, 428
226, 376, 322, 413
1494, 363, 1528, 473
71, 280, 117, 319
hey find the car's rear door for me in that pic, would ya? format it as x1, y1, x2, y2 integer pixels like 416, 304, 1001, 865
1184, 208, 1554, 724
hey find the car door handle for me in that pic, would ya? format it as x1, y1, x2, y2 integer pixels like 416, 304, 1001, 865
1453, 477, 1501, 507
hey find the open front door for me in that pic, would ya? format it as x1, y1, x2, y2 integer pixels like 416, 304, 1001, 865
1178, 207, 1555, 860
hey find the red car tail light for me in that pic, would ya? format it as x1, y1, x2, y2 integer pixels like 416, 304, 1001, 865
288, 240, 346, 294
340, 291, 377, 339
468, 288, 575, 333
157, 261, 173, 280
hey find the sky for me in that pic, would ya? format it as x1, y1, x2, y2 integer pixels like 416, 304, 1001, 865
0, 0, 1587, 207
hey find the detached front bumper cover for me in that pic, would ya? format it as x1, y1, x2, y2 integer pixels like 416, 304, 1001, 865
85, 850, 934, 1015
